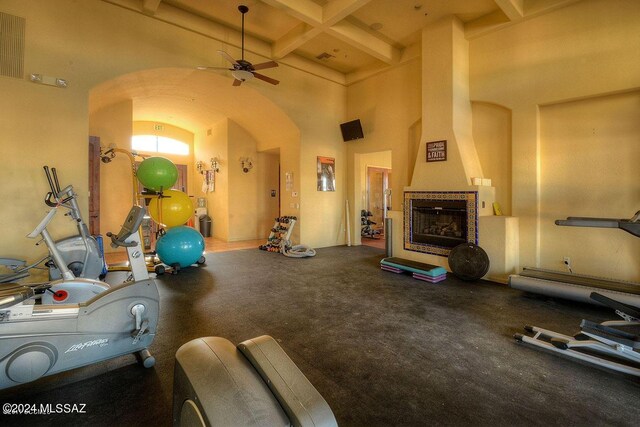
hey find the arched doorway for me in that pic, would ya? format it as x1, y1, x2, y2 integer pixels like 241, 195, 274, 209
88, 68, 300, 252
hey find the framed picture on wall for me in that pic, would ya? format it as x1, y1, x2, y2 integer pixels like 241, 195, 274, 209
317, 156, 336, 192
426, 140, 447, 162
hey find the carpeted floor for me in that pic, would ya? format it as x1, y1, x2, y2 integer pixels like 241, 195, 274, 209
1, 245, 638, 426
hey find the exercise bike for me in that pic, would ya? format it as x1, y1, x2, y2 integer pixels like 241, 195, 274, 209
0, 205, 159, 390
361, 210, 381, 239
0, 167, 105, 283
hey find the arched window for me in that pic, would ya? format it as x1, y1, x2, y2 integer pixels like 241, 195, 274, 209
132, 135, 189, 155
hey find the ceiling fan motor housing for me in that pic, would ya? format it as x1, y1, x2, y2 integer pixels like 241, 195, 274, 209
236, 59, 254, 71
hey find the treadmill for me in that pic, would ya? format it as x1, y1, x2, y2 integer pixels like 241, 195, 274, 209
509, 210, 640, 306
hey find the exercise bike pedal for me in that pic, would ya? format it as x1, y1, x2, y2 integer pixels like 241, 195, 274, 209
131, 319, 150, 345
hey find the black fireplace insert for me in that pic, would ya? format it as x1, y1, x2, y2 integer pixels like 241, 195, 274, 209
404, 191, 478, 257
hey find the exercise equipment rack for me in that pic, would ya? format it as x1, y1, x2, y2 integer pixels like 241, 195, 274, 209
259, 216, 297, 253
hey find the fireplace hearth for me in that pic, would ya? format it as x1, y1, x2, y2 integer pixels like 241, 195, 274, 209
404, 191, 478, 257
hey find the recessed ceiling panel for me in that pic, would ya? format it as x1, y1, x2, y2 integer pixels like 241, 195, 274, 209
351, 0, 499, 47
296, 32, 383, 74
164, 0, 302, 41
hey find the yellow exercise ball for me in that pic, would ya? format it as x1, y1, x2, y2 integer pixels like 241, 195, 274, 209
148, 189, 193, 228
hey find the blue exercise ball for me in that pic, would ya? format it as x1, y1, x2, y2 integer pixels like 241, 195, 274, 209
156, 226, 205, 268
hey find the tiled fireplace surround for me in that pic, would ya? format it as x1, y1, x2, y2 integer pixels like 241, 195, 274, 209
404, 191, 477, 257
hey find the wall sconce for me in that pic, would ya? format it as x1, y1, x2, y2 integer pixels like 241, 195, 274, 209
239, 157, 253, 173
196, 157, 219, 193
197, 157, 220, 174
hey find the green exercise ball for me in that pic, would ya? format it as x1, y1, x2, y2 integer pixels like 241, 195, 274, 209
137, 157, 178, 192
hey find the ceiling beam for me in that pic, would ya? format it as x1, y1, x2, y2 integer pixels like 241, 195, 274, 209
260, 0, 323, 26
466, 0, 582, 39
323, 0, 373, 25
328, 21, 400, 64
494, 0, 524, 21
141, 0, 162, 15
262, 0, 397, 64
272, 23, 323, 59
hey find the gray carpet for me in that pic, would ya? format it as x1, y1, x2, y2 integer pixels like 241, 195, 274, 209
1, 245, 638, 426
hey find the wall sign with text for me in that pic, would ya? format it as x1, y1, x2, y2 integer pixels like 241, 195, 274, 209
426, 140, 447, 162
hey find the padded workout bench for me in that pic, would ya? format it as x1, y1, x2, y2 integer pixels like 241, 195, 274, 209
173, 335, 337, 427
380, 257, 447, 284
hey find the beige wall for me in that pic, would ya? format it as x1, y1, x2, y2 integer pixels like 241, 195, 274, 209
472, 102, 512, 216
194, 119, 229, 241
539, 91, 640, 281
227, 120, 259, 242
410, 17, 483, 191
470, 0, 640, 278
88, 100, 133, 252
192, 119, 279, 242
257, 151, 280, 239
346, 59, 422, 241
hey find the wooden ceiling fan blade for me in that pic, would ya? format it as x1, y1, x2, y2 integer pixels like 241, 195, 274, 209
253, 72, 280, 85
252, 61, 278, 71
218, 50, 239, 65
232, 78, 242, 86
197, 66, 232, 71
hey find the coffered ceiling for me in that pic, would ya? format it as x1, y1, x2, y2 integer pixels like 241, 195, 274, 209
103, 0, 581, 84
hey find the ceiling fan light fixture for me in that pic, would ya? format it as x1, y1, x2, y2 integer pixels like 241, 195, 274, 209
231, 69, 253, 82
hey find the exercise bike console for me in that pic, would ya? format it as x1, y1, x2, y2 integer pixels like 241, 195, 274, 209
107, 205, 146, 248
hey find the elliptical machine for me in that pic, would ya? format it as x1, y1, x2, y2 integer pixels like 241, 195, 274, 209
0, 205, 159, 390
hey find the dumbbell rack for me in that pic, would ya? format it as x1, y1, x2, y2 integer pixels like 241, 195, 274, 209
259, 216, 297, 253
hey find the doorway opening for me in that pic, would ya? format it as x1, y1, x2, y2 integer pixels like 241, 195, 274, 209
362, 166, 391, 249
354, 150, 392, 249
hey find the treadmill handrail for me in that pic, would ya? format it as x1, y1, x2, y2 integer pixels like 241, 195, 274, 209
555, 210, 640, 238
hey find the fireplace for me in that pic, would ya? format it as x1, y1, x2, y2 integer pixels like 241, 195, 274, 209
404, 191, 478, 256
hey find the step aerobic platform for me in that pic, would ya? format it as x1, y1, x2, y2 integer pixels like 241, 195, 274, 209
380, 257, 447, 283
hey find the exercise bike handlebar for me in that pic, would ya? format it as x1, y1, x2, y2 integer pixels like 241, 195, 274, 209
43, 166, 57, 195
42, 166, 84, 223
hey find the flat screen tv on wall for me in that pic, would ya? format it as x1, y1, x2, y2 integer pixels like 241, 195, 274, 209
340, 119, 364, 142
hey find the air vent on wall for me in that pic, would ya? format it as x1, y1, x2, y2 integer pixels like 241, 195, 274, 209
0, 12, 25, 79
315, 52, 334, 61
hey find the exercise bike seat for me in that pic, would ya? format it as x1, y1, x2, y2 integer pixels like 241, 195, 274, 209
173, 336, 337, 427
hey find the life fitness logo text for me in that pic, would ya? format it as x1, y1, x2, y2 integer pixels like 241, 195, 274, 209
65, 339, 109, 354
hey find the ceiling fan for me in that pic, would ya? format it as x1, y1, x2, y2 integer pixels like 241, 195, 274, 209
197, 5, 279, 86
